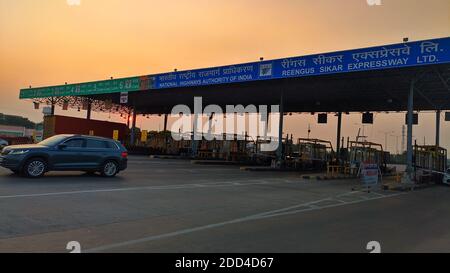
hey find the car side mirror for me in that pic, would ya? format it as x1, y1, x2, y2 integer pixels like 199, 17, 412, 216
58, 144, 67, 150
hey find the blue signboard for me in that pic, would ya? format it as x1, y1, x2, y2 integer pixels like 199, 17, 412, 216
151, 37, 450, 89
19, 37, 450, 99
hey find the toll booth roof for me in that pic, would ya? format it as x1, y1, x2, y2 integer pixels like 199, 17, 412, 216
20, 37, 450, 114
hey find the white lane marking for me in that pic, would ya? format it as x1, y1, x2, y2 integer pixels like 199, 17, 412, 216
0, 179, 294, 199
250, 198, 336, 217
85, 190, 406, 253
250, 189, 375, 218
368, 191, 386, 197
254, 192, 406, 220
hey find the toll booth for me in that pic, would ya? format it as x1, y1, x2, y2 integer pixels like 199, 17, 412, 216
222, 134, 251, 162
145, 131, 168, 154
176, 139, 192, 156
413, 144, 448, 184
198, 137, 225, 159
251, 137, 277, 166
229, 143, 248, 162
346, 141, 388, 174
173, 133, 252, 161
289, 138, 335, 170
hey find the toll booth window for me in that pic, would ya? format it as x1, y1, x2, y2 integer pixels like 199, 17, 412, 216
65, 139, 84, 148
86, 139, 108, 149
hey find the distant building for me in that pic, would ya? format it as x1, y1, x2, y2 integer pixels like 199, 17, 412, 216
0, 125, 26, 137
0, 124, 43, 141
0, 113, 43, 141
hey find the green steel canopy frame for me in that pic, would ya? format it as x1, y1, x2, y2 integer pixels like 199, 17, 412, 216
19, 76, 149, 99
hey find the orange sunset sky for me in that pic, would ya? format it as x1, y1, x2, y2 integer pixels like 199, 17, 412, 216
0, 0, 449, 153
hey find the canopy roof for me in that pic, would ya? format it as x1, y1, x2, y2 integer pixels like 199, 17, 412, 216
20, 37, 450, 114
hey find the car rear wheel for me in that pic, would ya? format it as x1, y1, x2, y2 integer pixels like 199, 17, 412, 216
24, 158, 47, 178
101, 161, 118, 177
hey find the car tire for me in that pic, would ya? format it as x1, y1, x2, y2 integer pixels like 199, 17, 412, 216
101, 160, 118, 177
23, 158, 47, 178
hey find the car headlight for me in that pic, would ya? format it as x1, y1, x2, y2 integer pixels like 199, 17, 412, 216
9, 150, 29, 155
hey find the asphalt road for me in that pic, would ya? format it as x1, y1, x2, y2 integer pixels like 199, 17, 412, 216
0, 156, 449, 253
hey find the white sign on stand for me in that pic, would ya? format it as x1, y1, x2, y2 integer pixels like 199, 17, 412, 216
359, 162, 380, 186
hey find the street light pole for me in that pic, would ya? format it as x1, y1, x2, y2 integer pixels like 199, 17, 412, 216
390, 134, 400, 155
379, 130, 394, 152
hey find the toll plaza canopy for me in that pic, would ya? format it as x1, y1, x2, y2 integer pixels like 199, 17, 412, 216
20, 37, 450, 114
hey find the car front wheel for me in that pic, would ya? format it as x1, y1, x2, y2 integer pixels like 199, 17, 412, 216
101, 161, 118, 177
24, 158, 47, 178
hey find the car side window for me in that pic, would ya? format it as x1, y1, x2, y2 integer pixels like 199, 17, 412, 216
86, 139, 108, 149
64, 139, 84, 148
105, 141, 117, 149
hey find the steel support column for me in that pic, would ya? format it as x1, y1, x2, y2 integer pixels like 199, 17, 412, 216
130, 108, 137, 145
336, 112, 342, 163
436, 110, 441, 147
207, 113, 214, 136
164, 113, 169, 153
163, 113, 168, 132
191, 97, 202, 157
50, 97, 55, 115
126, 110, 130, 128
86, 101, 92, 120
277, 92, 284, 162
191, 113, 199, 157
406, 79, 415, 180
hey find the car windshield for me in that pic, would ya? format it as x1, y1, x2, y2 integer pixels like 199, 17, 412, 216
38, 135, 70, 147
